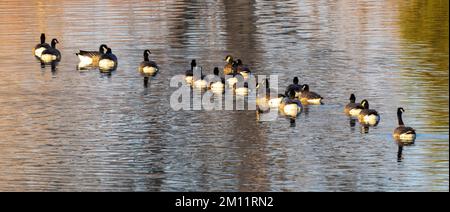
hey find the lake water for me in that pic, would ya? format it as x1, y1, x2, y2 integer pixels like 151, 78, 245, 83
0, 0, 448, 192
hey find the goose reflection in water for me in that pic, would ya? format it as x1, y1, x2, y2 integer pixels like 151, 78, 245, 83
396, 140, 416, 162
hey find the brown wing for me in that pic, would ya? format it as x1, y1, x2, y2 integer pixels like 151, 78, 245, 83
360, 109, 379, 116
77, 50, 101, 58
301, 91, 322, 99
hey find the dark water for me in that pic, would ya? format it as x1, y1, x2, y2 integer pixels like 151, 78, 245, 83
0, 0, 448, 191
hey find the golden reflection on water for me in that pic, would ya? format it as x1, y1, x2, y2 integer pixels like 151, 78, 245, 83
397, 0, 449, 130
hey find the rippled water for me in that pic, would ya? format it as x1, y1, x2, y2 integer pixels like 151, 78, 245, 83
0, 0, 448, 192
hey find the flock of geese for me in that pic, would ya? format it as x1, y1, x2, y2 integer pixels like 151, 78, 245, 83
32, 33, 417, 144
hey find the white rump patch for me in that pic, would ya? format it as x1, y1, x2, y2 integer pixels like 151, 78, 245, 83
235, 87, 249, 96
349, 109, 362, 117
193, 80, 208, 89
268, 97, 283, 108
99, 59, 116, 70
363, 115, 380, 125
77, 55, 93, 66
143, 66, 158, 75
284, 104, 300, 117
41, 54, 57, 63
307, 98, 323, 105
35, 47, 46, 57
227, 77, 238, 88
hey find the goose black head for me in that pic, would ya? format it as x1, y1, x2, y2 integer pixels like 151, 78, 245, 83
225, 55, 233, 63
361, 100, 370, 109
106, 48, 112, 54
232, 60, 239, 67
213, 67, 219, 76
302, 84, 310, 92
51, 39, 59, 48
40, 33, 46, 44
350, 94, 356, 103
236, 59, 243, 66
293, 77, 299, 85
244, 82, 249, 88
144, 50, 151, 61
191, 60, 197, 70
398, 107, 405, 115
99, 44, 108, 54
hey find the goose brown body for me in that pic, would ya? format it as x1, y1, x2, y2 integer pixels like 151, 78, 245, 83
139, 50, 158, 76
299, 84, 323, 105
357, 100, 381, 126
41, 39, 61, 63
393, 108, 416, 142
76, 44, 108, 67
33, 33, 51, 58
345, 94, 364, 116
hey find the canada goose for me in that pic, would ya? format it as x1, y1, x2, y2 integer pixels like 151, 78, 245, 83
33, 33, 51, 58
234, 82, 249, 96
40, 39, 61, 63
285, 77, 302, 98
235, 59, 252, 80
393, 108, 416, 142
299, 84, 323, 105
358, 100, 381, 126
256, 78, 284, 109
345, 94, 364, 117
223, 55, 236, 76
264, 78, 284, 108
139, 50, 159, 76
192, 67, 208, 90
99, 48, 118, 71
185, 60, 197, 85
76, 44, 108, 67
279, 89, 303, 118
209, 67, 225, 93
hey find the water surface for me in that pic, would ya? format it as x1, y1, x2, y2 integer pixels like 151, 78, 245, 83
0, 0, 448, 191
